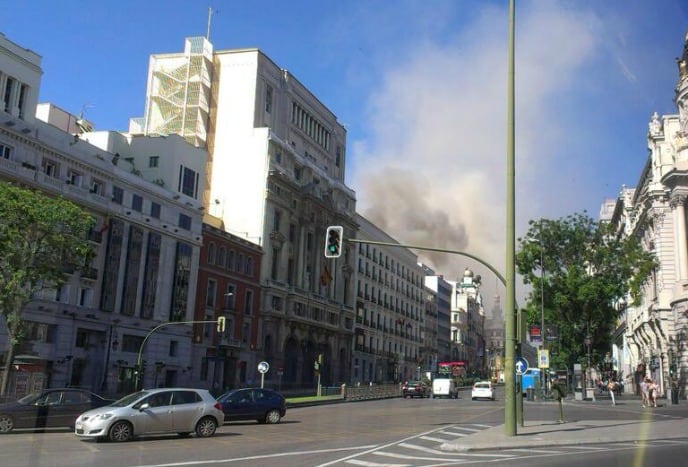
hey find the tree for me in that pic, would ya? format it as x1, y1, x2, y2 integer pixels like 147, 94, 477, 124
0, 182, 95, 396
515, 212, 657, 371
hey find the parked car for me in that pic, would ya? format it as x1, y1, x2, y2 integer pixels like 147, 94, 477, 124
0, 388, 112, 434
74, 388, 223, 442
216, 388, 286, 424
471, 381, 495, 401
402, 380, 430, 398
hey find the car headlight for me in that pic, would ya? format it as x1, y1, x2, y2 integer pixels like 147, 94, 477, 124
94, 413, 114, 421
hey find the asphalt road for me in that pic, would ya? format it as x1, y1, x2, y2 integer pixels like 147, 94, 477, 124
1, 387, 686, 467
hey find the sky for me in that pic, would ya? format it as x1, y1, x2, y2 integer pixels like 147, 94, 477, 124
3, 0, 688, 307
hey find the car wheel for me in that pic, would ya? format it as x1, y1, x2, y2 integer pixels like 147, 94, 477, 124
108, 421, 133, 442
264, 409, 282, 424
0, 414, 14, 433
195, 416, 217, 438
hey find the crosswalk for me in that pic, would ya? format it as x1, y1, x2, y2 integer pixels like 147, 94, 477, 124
337, 425, 688, 467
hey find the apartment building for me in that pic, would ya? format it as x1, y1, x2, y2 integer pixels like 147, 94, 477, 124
352, 214, 426, 383
130, 37, 357, 388
1, 34, 204, 397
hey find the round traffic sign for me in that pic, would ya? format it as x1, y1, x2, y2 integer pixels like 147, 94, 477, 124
257, 361, 270, 374
515, 357, 529, 375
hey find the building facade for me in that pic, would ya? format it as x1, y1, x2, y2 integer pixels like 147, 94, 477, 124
607, 33, 688, 399
132, 37, 358, 388
1, 34, 205, 397
351, 215, 426, 384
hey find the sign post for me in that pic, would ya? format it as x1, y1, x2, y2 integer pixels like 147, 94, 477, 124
257, 361, 269, 389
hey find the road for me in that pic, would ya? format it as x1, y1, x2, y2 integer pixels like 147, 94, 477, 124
1, 387, 686, 466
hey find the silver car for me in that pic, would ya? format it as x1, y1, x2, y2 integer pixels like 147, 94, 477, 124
75, 388, 223, 442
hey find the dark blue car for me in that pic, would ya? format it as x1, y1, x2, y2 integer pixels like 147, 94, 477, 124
216, 388, 286, 424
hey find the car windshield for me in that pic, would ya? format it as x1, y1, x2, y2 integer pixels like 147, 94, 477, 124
109, 390, 150, 407
475, 384, 490, 389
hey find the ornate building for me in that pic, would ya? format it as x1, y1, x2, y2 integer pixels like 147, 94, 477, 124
132, 37, 357, 388
608, 32, 688, 399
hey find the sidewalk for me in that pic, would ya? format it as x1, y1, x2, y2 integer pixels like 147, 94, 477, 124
441, 396, 687, 452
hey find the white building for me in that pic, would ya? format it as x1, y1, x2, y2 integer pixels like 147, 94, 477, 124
131, 37, 357, 387
607, 32, 688, 399
422, 267, 453, 367
1, 34, 204, 396
448, 269, 485, 376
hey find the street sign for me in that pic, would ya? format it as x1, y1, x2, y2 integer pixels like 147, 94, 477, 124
257, 361, 270, 374
515, 357, 529, 375
538, 349, 550, 369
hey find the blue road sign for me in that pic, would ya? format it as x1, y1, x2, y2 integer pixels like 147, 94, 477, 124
515, 357, 529, 375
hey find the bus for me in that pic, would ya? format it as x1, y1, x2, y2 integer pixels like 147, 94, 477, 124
436, 361, 467, 378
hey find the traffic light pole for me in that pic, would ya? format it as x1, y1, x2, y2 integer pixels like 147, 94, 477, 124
134, 319, 223, 390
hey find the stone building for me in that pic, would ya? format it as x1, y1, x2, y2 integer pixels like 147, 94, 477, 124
607, 32, 688, 399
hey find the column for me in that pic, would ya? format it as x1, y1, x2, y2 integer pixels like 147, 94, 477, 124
673, 195, 688, 280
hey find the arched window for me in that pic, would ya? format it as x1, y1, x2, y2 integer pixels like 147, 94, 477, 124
227, 250, 235, 271
237, 253, 244, 272
245, 257, 253, 276
217, 246, 226, 268
207, 242, 216, 265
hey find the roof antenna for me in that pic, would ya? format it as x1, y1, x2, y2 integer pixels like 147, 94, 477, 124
206, 6, 216, 41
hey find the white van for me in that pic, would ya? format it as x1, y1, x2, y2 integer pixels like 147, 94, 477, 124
432, 377, 458, 399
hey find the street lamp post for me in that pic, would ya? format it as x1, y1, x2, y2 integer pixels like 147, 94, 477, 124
584, 332, 592, 389
539, 224, 547, 397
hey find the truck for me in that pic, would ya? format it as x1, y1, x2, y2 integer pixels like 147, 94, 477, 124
432, 377, 458, 398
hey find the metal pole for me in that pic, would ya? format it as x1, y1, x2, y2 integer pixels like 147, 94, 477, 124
540, 225, 546, 397
504, 0, 517, 437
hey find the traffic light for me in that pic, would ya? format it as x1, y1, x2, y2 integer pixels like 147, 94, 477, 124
217, 316, 226, 333
324, 226, 343, 258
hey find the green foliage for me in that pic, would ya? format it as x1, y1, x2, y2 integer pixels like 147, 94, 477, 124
0, 182, 95, 344
515, 212, 657, 369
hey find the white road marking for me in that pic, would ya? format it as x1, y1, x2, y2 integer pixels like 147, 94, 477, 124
420, 435, 451, 443
398, 443, 515, 457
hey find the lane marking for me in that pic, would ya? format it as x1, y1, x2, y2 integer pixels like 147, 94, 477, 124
131, 444, 378, 467
398, 443, 515, 457
420, 436, 452, 443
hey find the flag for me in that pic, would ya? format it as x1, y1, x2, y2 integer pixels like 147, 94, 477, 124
99, 219, 109, 233
320, 265, 333, 286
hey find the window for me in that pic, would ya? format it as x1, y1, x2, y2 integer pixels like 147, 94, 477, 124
149, 156, 159, 167
265, 84, 273, 113
1, 142, 13, 159
91, 179, 104, 195
178, 213, 192, 230
169, 340, 178, 357
236, 253, 244, 272
206, 279, 217, 307
273, 210, 281, 232
227, 251, 235, 271
3, 77, 14, 113
217, 247, 226, 267
150, 202, 161, 219
42, 158, 59, 177
178, 165, 198, 198
132, 194, 143, 212
79, 288, 92, 307
121, 334, 144, 353
244, 290, 253, 316
224, 284, 235, 309
67, 169, 82, 187
18, 84, 28, 119
112, 186, 124, 204
245, 257, 253, 276
207, 242, 216, 265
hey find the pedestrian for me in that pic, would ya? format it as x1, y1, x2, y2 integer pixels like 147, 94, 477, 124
640, 377, 649, 407
649, 379, 659, 408
607, 379, 616, 406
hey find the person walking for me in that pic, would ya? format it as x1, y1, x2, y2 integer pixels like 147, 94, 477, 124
640, 377, 649, 407
649, 379, 659, 407
607, 379, 616, 406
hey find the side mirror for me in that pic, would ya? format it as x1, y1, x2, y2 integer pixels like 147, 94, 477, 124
138, 403, 150, 411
